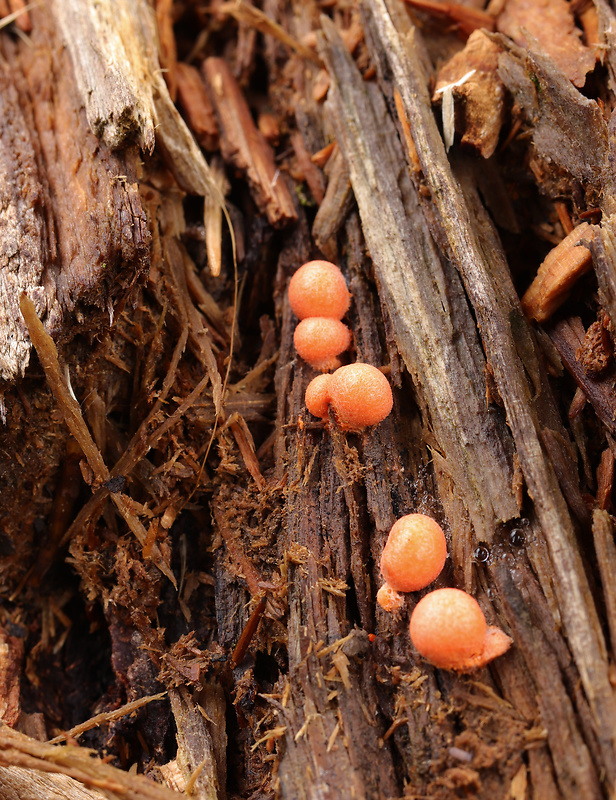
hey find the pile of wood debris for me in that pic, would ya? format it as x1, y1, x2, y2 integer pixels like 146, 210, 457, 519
1, 0, 616, 797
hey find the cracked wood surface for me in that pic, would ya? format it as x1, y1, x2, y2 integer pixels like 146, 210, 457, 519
0, 4, 149, 383
355, 0, 616, 785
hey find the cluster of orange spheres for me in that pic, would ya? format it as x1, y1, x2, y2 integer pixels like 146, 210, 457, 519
289, 260, 393, 430
378, 514, 512, 672
289, 264, 511, 671
288, 260, 352, 371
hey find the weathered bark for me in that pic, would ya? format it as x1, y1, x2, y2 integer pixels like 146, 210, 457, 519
0, 3, 149, 382
3, 1, 616, 799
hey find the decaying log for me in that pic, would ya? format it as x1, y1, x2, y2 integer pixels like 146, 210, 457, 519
321, 18, 519, 549
4, 0, 616, 798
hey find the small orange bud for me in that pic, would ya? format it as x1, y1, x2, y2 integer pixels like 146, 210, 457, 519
328, 363, 393, 430
288, 260, 351, 320
294, 317, 352, 371
305, 374, 333, 419
376, 583, 405, 613
380, 514, 447, 594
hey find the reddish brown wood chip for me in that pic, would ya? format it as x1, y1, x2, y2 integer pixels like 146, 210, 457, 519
291, 131, 326, 206
521, 223, 595, 322
577, 318, 613, 376
596, 448, 615, 511
202, 57, 297, 227
176, 62, 219, 152
156, 0, 177, 101
497, 0, 597, 88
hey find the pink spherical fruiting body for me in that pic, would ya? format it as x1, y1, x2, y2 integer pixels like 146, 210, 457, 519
288, 260, 351, 320
409, 588, 512, 672
294, 317, 352, 371
380, 514, 447, 593
328, 363, 393, 430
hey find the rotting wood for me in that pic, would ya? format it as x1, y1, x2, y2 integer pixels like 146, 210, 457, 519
433, 30, 505, 158
312, 146, 353, 250
4, 0, 616, 798
497, 0, 597, 88
495, 31, 609, 203
320, 18, 519, 548
169, 687, 219, 800
548, 317, 616, 438
218, 0, 323, 67
0, 2, 149, 382
402, 0, 496, 36
592, 511, 616, 665
20, 293, 178, 587
275, 289, 400, 799
590, 214, 616, 332
358, 0, 616, 784
175, 62, 219, 153
52, 0, 157, 151
48, 692, 167, 745
0, 767, 110, 800
57, 0, 225, 208
0, 726, 184, 800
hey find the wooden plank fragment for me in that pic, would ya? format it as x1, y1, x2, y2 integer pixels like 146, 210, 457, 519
156, 0, 178, 102
312, 146, 353, 249
360, 0, 616, 783
175, 62, 219, 152
52, 0, 157, 151
0, 4, 150, 382
589, 215, 616, 331
169, 688, 219, 800
592, 510, 616, 663
202, 57, 297, 228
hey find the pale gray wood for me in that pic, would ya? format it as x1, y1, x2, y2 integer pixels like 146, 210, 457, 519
320, 17, 519, 547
